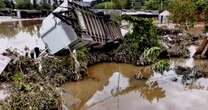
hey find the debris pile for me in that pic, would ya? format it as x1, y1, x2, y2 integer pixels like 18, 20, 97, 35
159, 27, 203, 58
0, 48, 88, 109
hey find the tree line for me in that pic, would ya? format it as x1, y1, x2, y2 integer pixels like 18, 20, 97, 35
94, 0, 208, 30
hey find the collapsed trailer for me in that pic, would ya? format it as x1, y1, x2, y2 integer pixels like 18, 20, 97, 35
39, 0, 123, 54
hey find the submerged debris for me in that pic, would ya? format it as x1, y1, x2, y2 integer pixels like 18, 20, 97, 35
174, 66, 207, 85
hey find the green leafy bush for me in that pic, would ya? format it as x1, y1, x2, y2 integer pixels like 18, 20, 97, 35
143, 47, 161, 63
120, 16, 160, 56
77, 47, 89, 63
153, 60, 170, 73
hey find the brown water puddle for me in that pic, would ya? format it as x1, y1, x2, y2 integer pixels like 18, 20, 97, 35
0, 20, 45, 55
63, 62, 208, 110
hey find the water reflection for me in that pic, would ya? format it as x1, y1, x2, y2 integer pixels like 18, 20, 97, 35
63, 63, 164, 110
0, 20, 45, 54
63, 63, 208, 110
86, 72, 130, 107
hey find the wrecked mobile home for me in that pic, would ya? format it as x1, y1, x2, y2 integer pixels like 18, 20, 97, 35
40, 0, 123, 54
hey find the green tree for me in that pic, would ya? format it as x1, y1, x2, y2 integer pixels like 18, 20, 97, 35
40, 3, 52, 10
95, 0, 130, 9
194, 0, 208, 12
16, 0, 33, 9
112, 0, 130, 9
95, 1, 114, 9
0, 0, 5, 9
3, 0, 14, 9
169, 0, 196, 29
144, 0, 170, 10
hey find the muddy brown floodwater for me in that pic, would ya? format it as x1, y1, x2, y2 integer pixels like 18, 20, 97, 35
0, 20, 45, 55
63, 60, 208, 110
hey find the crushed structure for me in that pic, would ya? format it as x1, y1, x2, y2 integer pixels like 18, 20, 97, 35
39, 0, 123, 54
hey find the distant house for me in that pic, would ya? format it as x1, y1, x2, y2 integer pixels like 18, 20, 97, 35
158, 10, 171, 24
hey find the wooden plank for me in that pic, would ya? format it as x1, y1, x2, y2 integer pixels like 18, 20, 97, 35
196, 38, 208, 54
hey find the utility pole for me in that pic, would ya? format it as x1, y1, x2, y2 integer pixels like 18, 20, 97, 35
160, 0, 163, 11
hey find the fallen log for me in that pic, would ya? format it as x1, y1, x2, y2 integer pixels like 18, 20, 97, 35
195, 38, 208, 54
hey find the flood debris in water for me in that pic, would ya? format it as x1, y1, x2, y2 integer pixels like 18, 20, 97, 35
0, 47, 89, 109
0, 55, 11, 74
158, 24, 207, 58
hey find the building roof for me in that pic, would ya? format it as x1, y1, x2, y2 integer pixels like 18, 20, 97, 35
159, 10, 171, 16
122, 11, 159, 17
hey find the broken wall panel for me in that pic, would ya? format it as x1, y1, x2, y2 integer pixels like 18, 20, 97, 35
40, 1, 123, 54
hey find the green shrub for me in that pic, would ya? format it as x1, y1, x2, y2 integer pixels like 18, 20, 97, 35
120, 16, 160, 55
77, 47, 89, 63
143, 47, 161, 63
153, 60, 170, 73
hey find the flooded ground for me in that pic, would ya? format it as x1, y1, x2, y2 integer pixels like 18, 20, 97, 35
0, 20, 45, 55
1, 20, 208, 110
63, 58, 208, 110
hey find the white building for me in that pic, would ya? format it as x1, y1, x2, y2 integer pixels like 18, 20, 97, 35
158, 10, 171, 24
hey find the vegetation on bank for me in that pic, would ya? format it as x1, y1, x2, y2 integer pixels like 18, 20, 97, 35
1, 73, 61, 110
0, 49, 89, 109
142, 47, 161, 63
153, 60, 170, 73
